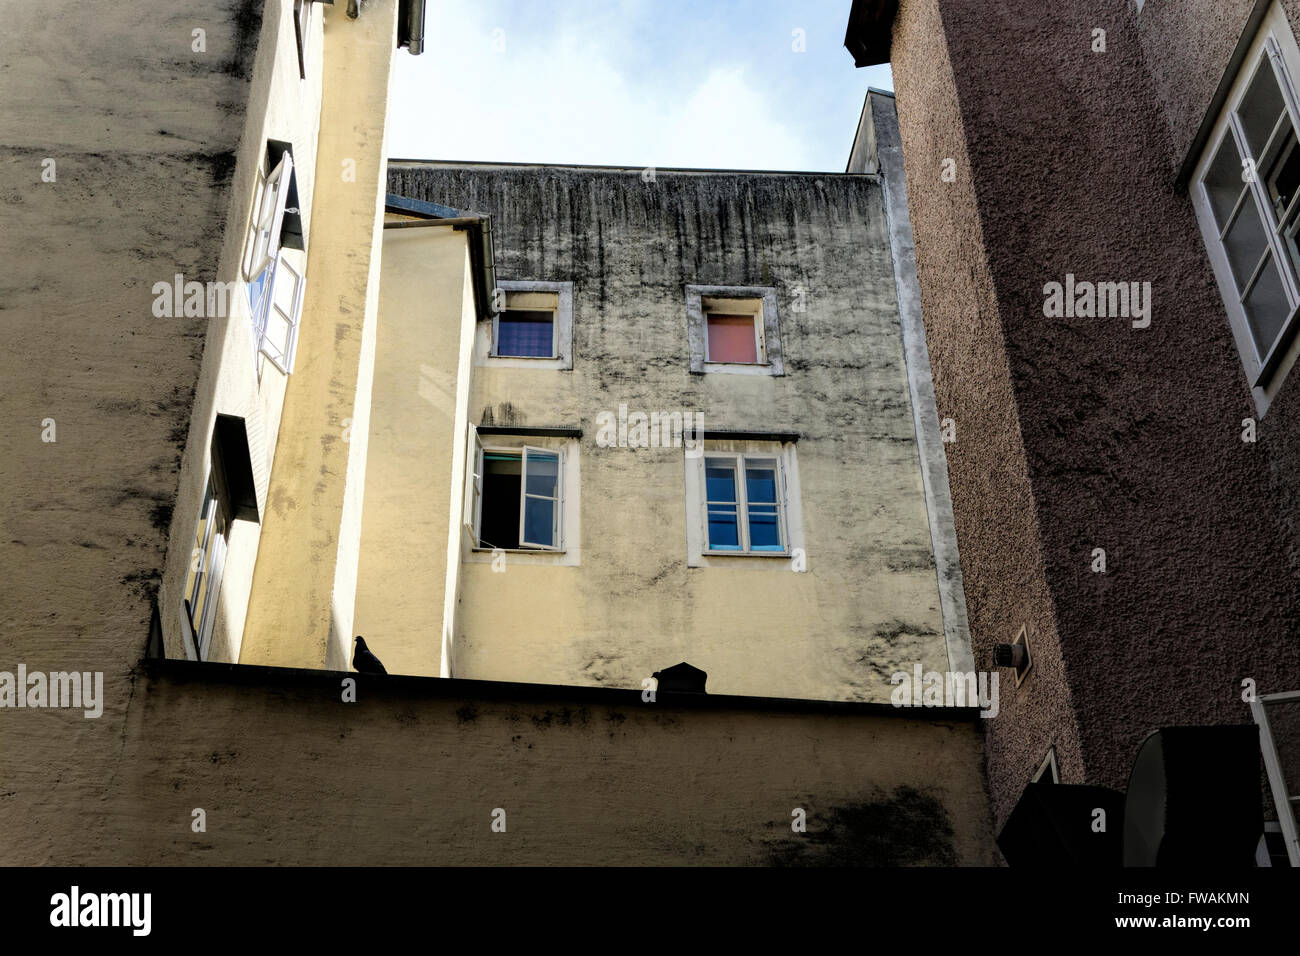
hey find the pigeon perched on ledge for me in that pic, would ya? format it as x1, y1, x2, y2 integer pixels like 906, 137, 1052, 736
352, 636, 387, 674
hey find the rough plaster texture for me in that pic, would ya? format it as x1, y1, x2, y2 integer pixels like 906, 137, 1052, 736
385, 163, 951, 703
38, 662, 993, 866
354, 227, 475, 677
0, 0, 269, 850
889, 0, 1300, 826
851, 90, 974, 676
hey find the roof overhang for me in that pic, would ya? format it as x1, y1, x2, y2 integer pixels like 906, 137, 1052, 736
383, 193, 498, 322
844, 0, 898, 67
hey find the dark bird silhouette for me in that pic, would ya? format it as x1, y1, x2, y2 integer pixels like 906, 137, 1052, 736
352, 635, 387, 674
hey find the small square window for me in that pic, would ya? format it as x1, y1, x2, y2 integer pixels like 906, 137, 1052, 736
686, 285, 784, 376
705, 310, 763, 364
477, 281, 574, 369
496, 309, 555, 358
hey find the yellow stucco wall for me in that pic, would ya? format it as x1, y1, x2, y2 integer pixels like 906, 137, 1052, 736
354, 226, 477, 676
240, 0, 399, 670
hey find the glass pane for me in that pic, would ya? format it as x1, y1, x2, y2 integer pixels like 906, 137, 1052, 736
705, 462, 737, 502
1238, 58, 1288, 160
745, 465, 778, 504
707, 507, 740, 550
1223, 197, 1269, 290
706, 314, 758, 363
1266, 128, 1300, 219
523, 496, 555, 547
748, 505, 782, 550
497, 310, 554, 357
524, 449, 559, 497
247, 263, 272, 323
1203, 134, 1247, 231
1243, 253, 1292, 357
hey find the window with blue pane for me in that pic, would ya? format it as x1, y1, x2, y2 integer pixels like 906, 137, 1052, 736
495, 309, 555, 358
476, 446, 562, 550
704, 455, 784, 554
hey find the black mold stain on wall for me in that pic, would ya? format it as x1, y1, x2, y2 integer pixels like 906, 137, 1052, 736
765, 786, 958, 866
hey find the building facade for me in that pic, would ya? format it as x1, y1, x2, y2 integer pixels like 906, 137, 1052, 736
846, 0, 1300, 863
363, 158, 972, 701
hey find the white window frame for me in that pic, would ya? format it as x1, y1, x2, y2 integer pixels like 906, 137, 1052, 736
686, 285, 785, 376
180, 475, 228, 661
685, 439, 804, 568
1191, 2, 1300, 414
462, 428, 577, 560
519, 445, 563, 549
293, 0, 313, 80
242, 150, 305, 376
1251, 690, 1300, 866
700, 453, 786, 554
476, 280, 574, 370
257, 251, 306, 374
1032, 747, 1060, 784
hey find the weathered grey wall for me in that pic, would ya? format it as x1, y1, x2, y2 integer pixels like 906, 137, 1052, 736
0, 0, 262, 848
385, 163, 952, 703
57, 662, 996, 866
889, 0, 1300, 826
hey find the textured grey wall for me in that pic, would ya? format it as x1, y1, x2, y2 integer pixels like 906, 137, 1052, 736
386, 162, 954, 702
0, 0, 262, 851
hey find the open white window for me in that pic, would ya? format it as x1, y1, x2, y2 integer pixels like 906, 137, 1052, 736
1192, 3, 1300, 412
245, 152, 291, 284
520, 446, 562, 549
258, 253, 305, 373
181, 476, 228, 661
242, 148, 306, 375
463, 429, 571, 553
464, 423, 484, 546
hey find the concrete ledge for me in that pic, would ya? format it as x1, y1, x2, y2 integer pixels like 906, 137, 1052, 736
142, 657, 984, 722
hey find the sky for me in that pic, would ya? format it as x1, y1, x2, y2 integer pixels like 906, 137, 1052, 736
386, 0, 893, 172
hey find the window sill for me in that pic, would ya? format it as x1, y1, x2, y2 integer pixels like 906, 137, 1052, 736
472, 547, 566, 555
696, 361, 781, 377
704, 549, 790, 558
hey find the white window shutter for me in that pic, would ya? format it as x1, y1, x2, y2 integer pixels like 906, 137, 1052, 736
463, 425, 482, 545
260, 251, 304, 374
520, 446, 561, 550
242, 168, 267, 280
247, 152, 293, 282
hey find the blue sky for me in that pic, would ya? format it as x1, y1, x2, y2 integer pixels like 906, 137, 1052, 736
387, 0, 893, 171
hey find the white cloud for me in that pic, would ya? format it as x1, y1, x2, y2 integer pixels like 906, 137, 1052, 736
387, 1, 813, 170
